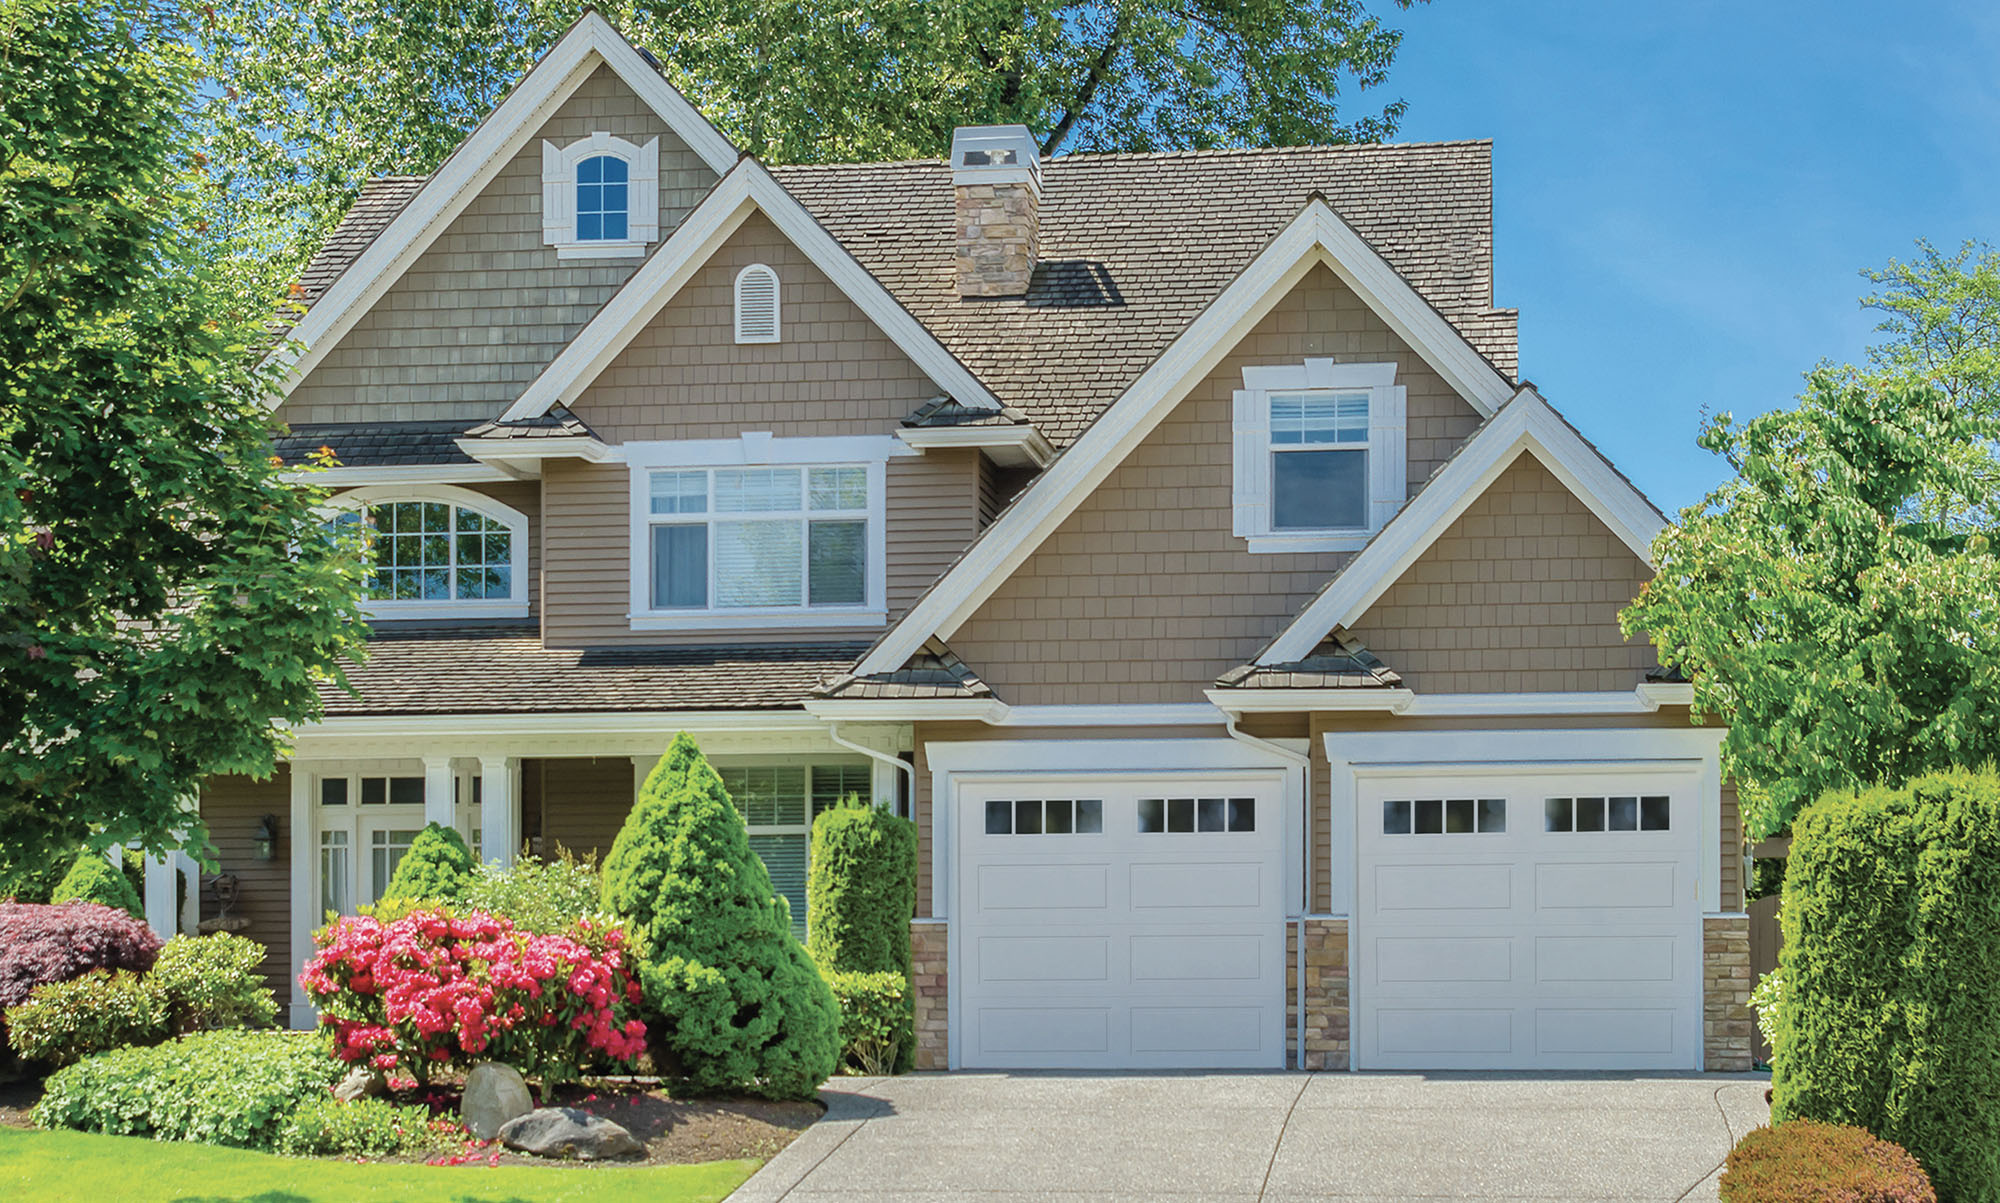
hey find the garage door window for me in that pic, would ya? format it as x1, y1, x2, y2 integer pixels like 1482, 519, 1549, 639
1544, 795, 1670, 832
1382, 797, 1506, 835
1137, 796, 1256, 834
984, 798, 1102, 835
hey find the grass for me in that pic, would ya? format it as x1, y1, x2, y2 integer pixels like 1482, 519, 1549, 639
0, 1126, 759, 1203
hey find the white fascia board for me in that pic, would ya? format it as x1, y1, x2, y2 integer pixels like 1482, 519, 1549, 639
1637, 682, 1695, 709
1259, 388, 1668, 665
268, 13, 738, 399
1208, 685, 1692, 717
803, 698, 1008, 723
855, 197, 1518, 677
290, 710, 828, 740
502, 160, 1002, 423
1401, 689, 1672, 716
455, 436, 616, 466
993, 703, 1223, 727
280, 464, 512, 487
1206, 688, 1412, 714
897, 424, 1054, 468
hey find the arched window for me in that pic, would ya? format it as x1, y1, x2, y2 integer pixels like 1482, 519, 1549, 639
575, 154, 629, 242
735, 263, 780, 344
328, 486, 528, 617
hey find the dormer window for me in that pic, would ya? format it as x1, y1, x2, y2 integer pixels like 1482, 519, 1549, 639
1233, 360, 1406, 553
735, 264, 780, 343
541, 132, 659, 259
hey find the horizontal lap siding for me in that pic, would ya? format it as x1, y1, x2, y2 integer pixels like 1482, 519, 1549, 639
279, 66, 715, 425
889, 450, 981, 620
198, 769, 293, 1002
1721, 782, 1743, 911
539, 757, 637, 859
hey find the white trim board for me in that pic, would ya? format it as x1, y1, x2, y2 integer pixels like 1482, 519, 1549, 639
1257, 386, 1668, 665
500, 158, 1002, 422
266, 12, 739, 399
855, 197, 1517, 677
1206, 684, 1693, 717
283, 464, 513, 487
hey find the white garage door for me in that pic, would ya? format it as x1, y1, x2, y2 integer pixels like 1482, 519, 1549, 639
954, 777, 1286, 1069
1355, 770, 1702, 1070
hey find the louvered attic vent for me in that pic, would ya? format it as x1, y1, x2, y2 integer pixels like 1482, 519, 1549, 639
735, 263, 780, 344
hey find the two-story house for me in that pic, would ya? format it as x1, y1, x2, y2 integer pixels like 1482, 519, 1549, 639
168, 13, 1750, 1074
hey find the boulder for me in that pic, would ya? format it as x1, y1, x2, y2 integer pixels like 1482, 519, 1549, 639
497, 1107, 644, 1160
461, 1062, 534, 1141
332, 1066, 384, 1103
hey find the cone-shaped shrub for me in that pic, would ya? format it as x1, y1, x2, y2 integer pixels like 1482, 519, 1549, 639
602, 733, 839, 1099
51, 852, 143, 918
379, 823, 475, 904
808, 797, 917, 1071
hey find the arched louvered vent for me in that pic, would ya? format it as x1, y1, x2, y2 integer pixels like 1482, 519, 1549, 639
734, 263, 780, 344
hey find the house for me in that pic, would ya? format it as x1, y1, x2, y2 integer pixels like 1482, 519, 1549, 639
163, 12, 1753, 1074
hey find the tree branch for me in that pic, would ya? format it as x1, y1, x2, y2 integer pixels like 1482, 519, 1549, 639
1040, 11, 1125, 155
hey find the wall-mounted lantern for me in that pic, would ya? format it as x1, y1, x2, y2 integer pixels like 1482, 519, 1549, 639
253, 814, 279, 861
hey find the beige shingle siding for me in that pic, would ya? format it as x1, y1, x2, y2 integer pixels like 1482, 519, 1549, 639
199, 768, 293, 1001
279, 65, 717, 425
1344, 452, 1656, 694
568, 213, 943, 442
948, 264, 1482, 706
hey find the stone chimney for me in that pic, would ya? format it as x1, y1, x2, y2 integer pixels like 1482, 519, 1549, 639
951, 125, 1041, 298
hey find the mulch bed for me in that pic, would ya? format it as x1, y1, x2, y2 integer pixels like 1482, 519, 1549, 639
0, 1075, 39, 1129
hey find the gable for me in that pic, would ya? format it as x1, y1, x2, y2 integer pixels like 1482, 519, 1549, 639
946, 264, 1484, 706
1342, 451, 1656, 694
567, 211, 945, 443
278, 64, 720, 426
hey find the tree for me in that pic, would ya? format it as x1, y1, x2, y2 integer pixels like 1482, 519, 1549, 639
193, 0, 1428, 296
379, 823, 476, 904
51, 852, 144, 919
0, 0, 370, 870
601, 733, 838, 1100
1622, 371, 2000, 837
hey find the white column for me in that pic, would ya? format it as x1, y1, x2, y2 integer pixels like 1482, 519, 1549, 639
870, 758, 902, 815
479, 756, 516, 869
174, 849, 199, 935
143, 850, 176, 940
287, 764, 316, 1030
421, 754, 455, 832
632, 754, 661, 800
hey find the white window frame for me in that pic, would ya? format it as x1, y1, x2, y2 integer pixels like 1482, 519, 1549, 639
624, 434, 901, 632
541, 131, 661, 260
734, 263, 781, 344
1232, 360, 1406, 553
309, 765, 429, 917
326, 484, 530, 619
716, 757, 872, 938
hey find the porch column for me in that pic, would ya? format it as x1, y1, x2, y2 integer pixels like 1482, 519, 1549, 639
143, 849, 176, 940
174, 848, 199, 935
479, 756, 516, 868
288, 764, 315, 1029
633, 754, 661, 800
421, 754, 455, 832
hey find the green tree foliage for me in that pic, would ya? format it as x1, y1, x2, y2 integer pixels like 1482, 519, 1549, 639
194, 0, 1427, 295
1772, 770, 2000, 1202
51, 853, 144, 919
1621, 372, 2000, 836
602, 733, 838, 1099
0, 0, 370, 870
378, 823, 476, 904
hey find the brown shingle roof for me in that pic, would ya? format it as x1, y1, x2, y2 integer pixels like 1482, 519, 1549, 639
320, 627, 868, 715
294, 176, 428, 312
274, 420, 477, 468
463, 405, 601, 441
1215, 630, 1402, 690
813, 638, 992, 700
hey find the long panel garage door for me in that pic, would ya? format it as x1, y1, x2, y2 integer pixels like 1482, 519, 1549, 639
1355, 770, 1702, 1070
955, 777, 1286, 1069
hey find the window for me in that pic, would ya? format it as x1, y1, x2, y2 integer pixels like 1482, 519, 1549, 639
358, 776, 425, 806
1545, 795, 1671, 833
1233, 360, 1405, 552
721, 763, 871, 939
735, 264, 780, 343
1382, 798, 1506, 835
540, 132, 660, 258
1137, 797, 1257, 834
644, 466, 870, 614
328, 486, 528, 619
368, 828, 423, 904
319, 831, 350, 917
984, 798, 1103, 836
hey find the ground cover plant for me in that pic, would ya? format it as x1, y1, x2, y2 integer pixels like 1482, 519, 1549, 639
1720, 1119, 1934, 1202
274, 1095, 464, 1158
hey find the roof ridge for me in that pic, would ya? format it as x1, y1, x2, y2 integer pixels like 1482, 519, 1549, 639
770, 138, 1493, 174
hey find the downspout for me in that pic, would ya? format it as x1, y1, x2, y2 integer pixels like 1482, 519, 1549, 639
1223, 714, 1312, 1071
827, 722, 916, 816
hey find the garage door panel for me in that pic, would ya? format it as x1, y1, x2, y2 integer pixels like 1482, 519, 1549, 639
976, 935, 1110, 983
1377, 1008, 1514, 1055
1534, 1008, 1677, 1055
1374, 935, 1514, 984
1535, 861, 1680, 910
1130, 933, 1266, 982
1129, 860, 1263, 909
1372, 862, 1513, 911
1131, 1006, 1265, 1053
975, 862, 1110, 910
976, 1007, 1111, 1055
1535, 935, 1678, 984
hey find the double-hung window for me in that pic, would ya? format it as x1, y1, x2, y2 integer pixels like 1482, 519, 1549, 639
1233, 360, 1406, 553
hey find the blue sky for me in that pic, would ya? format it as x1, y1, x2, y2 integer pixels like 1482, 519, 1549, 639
1386, 1, 2000, 514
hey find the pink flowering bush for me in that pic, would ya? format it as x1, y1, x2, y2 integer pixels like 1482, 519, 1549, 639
299, 908, 644, 1084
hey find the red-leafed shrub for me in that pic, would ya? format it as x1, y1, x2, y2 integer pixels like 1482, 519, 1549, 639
299, 908, 645, 1084
1721, 1120, 1935, 1203
0, 901, 162, 1008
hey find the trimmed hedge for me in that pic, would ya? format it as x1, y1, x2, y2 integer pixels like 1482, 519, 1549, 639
1720, 1120, 1934, 1202
807, 799, 916, 1072
379, 822, 475, 904
7, 970, 167, 1067
602, 733, 839, 1100
51, 853, 142, 918
1772, 770, 2000, 1202
151, 933, 279, 1034
0, 901, 161, 1008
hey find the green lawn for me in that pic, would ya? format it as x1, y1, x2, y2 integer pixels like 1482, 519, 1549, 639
0, 1127, 758, 1203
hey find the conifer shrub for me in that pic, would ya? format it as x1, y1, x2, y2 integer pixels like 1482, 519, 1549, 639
51, 852, 143, 918
1720, 1120, 1934, 1203
807, 797, 916, 1071
602, 733, 840, 1099
378, 823, 475, 904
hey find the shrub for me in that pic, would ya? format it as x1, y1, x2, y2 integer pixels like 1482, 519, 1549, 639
275, 1095, 464, 1158
1750, 968, 1784, 1061
808, 799, 916, 1072
300, 907, 644, 1085
151, 933, 278, 1034
0, 853, 69, 905
7, 970, 168, 1066
463, 846, 607, 934
1720, 1120, 1935, 1202
51, 852, 143, 918
1773, 769, 2000, 1202
379, 823, 476, 904
821, 969, 907, 1076
602, 733, 840, 1100
0, 901, 161, 1008
33, 1029, 342, 1150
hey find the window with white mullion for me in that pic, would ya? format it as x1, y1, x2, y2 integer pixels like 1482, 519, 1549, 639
647, 465, 869, 613
1232, 360, 1406, 552
1269, 390, 1371, 531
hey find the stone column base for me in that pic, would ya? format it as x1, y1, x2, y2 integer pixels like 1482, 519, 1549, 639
1704, 914, 1754, 1071
911, 919, 948, 1070
1297, 917, 1350, 1070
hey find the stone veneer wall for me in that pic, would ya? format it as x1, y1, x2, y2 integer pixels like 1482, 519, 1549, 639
1704, 914, 1754, 1071
911, 919, 948, 1070
1298, 918, 1350, 1071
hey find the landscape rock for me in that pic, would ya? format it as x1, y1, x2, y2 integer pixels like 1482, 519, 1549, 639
461, 1062, 534, 1141
497, 1107, 644, 1160
332, 1066, 384, 1103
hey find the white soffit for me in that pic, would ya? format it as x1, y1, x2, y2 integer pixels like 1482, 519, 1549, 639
266, 11, 740, 399
1257, 387, 1668, 666
855, 196, 1517, 677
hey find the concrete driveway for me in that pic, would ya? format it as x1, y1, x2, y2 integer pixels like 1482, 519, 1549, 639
730, 1072, 1771, 1202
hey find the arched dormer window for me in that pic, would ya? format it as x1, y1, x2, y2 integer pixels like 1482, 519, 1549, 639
735, 263, 780, 344
327, 485, 529, 619
541, 132, 659, 259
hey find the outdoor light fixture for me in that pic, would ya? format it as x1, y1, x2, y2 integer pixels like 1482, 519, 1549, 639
253, 815, 279, 861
